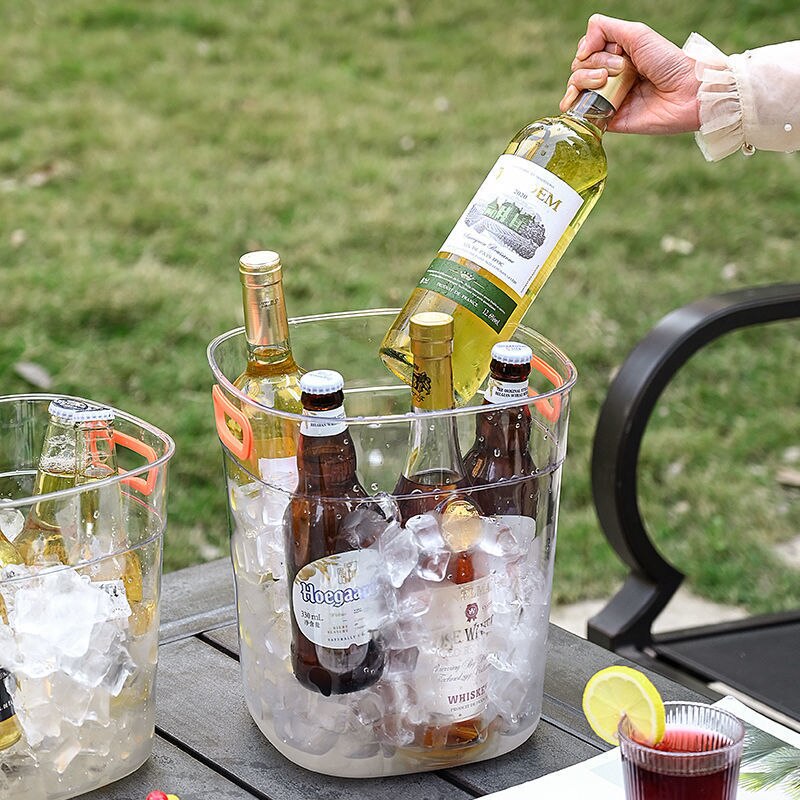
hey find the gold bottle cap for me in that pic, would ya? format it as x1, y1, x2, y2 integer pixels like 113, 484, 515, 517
410, 312, 454, 360
594, 55, 638, 110
239, 251, 282, 286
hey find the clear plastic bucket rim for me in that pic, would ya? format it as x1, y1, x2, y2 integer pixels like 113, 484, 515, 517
207, 307, 578, 424
0, 392, 176, 511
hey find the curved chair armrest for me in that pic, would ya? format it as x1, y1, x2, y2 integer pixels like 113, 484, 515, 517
587, 283, 800, 650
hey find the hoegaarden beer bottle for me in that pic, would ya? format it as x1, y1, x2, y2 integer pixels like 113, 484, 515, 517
464, 341, 538, 517
394, 313, 492, 753
286, 370, 385, 696
232, 251, 303, 488
380, 60, 636, 404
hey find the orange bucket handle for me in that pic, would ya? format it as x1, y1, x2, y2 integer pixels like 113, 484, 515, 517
212, 385, 253, 461
113, 430, 159, 497
529, 354, 564, 423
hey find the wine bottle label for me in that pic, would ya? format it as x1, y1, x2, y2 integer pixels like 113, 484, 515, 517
300, 406, 347, 437
420, 155, 583, 332
0, 670, 15, 722
292, 549, 381, 648
414, 576, 492, 719
485, 378, 530, 403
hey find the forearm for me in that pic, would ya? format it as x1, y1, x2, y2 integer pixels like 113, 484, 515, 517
684, 34, 800, 161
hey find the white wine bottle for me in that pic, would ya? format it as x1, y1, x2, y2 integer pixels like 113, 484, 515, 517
381, 61, 636, 404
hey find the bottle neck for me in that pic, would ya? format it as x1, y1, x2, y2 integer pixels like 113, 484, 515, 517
565, 90, 617, 135
75, 421, 118, 485
403, 351, 466, 482
241, 277, 292, 364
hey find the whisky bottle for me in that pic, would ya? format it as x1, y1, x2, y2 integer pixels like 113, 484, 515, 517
464, 341, 538, 517
0, 669, 21, 752
15, 398, 92, 565
380, 60, 636, 404
394, 313, 492, 753
286, 369, 385, 696
233, 251, 303, 487
0, 533, 23, 751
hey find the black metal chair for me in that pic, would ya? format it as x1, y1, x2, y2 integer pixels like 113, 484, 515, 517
587, 283, 800, 723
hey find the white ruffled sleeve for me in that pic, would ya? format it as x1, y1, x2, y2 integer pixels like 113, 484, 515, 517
683, 33, 800, 161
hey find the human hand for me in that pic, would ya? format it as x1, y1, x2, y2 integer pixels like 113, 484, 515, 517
559, 14, 701, 135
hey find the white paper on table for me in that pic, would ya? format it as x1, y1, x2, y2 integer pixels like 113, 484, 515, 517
483, 697, 800, 799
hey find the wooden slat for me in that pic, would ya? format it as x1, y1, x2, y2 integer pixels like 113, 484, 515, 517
157, 637, 476, 800
160, 558, 237, 643
81, 736, 258, 799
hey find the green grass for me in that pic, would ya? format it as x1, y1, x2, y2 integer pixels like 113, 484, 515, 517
1, 0, 798, 613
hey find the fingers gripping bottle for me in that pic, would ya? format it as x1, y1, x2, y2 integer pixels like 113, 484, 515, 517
286, 370, 385, 696
380, 60, 636, 404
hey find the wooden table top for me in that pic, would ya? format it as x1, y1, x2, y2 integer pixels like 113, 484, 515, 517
84, 558, 707, 800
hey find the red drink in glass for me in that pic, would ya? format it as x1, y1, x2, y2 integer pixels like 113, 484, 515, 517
620, 702, 744, 800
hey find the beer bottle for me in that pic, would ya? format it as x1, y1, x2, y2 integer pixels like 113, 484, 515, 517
15, 398, 92, 565
233, 251, 303, 488
73, 410, 143, 607
394, 313, 492, 754
286, 369, 385, 696
464, 341, 538, 517
0, 528, 24, 750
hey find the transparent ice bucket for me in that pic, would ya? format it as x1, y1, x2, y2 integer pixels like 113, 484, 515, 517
0, 394, 175, 799
208, 309, 576, 777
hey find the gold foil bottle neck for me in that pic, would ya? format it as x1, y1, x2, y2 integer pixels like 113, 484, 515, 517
239, 250, 283, 287
595, 56, 637, 109
410, 312, 454, 360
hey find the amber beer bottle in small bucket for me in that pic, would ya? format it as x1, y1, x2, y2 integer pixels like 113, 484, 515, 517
286, 370, 385, 696
464, 341, 538, 517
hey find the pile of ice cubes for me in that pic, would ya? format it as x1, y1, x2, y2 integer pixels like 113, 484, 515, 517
228, 479, 553, 768
0, 559, 157, 799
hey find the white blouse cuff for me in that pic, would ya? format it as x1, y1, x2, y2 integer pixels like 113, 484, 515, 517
682, 33, 747, 161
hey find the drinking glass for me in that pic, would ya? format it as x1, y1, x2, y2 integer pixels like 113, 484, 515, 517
619, 701, 745, 800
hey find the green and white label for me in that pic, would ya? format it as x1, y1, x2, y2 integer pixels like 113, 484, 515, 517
418, 258, 517, 333
432, 154, 583, 309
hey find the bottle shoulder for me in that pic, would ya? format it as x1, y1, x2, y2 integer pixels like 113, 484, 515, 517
507, 114, 608, 191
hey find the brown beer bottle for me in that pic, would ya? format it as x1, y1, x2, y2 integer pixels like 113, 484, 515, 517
286, 369, 385, 696
393, 313, 491, 755
464, 342, 538, 517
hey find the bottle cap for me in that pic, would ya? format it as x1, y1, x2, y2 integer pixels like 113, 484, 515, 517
300, 369, 345, 395
595, 55, 638, 110
409, 312, 454, 342
491, 341, 533, 365
239, 251, 283, 287
48, 399, 115, 424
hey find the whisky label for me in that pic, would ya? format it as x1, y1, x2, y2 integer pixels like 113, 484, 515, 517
485, 378, 530, 403
300, 406, 347, 437
0, 670, 15, 723
414, 576, 492, 719
427, 154, 583, 322
292, 549, 381, 648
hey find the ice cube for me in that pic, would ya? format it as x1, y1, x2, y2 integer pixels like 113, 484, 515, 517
339, 506, 392, 549
315, 643, 370, 675
384, 647, 418, 675
377, 523, 418, 588
415, 549, 450, 582
405, 514, 445, 552
0, 508, 24, 542
479, 516, 525, 560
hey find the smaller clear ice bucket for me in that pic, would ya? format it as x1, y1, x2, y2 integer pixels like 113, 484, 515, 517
0, 394, 175, 800
208, 309, 576, 777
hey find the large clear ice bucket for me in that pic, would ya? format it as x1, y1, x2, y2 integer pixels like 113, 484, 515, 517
0, 394, 175, 799
208, 309, 575, 777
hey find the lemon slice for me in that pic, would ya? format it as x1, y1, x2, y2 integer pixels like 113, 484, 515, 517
582, 665, 666, 746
